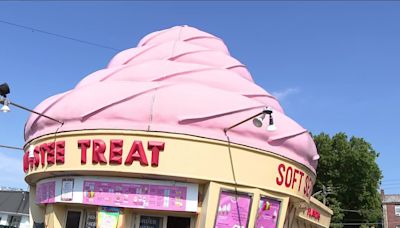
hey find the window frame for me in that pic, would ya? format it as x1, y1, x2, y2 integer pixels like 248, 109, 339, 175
395, 205, 400, 216
135, 214, 167, 228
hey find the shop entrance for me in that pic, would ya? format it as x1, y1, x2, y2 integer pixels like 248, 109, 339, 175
65, 210, 82, 228
166, 216, 190, 228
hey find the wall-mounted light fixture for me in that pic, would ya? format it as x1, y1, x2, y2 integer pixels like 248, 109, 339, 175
0, 83, 64, 124
0, 98, 10, 113
0, 83, 10, 113
224, 107, 277, 133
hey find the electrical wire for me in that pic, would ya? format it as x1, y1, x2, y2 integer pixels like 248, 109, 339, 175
0, 144, 23, 151
0, 19, 121, 52
224, 132, 243, 227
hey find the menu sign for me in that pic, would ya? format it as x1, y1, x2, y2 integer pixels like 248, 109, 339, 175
85, 211, 97, 228
83, 181, 187, 211
36, 181, 56, 204
139, 216, 162, 228
214, 190, 252, 228
255, 196, 281, 228
61, 178, 74, 201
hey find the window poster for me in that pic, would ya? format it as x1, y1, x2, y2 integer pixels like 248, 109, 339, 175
85, 211, 97, 228
254, 196, 281, 228
97, 207, 120, 228
214, 190, 252, 228
36, 181, 56, 204
83, 180, 187, 211
61, 178, 74, 201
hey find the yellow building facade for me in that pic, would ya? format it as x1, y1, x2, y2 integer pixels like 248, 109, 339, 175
24, 130, 332, 228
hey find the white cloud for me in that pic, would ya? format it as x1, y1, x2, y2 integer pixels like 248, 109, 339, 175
0, 152, 28, 189
272, 87, 300, 100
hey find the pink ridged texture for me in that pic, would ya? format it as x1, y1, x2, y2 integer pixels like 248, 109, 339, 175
24, 25, 319, 173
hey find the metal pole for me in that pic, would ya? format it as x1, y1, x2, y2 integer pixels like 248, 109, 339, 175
0, 98, 64, 125
224, 111, 264, 133
0, 144, 24, 151
224, 109, 271, 133
10, 101, 63, 124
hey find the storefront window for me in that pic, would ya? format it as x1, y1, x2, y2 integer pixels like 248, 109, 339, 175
396, 205, 400, 216
65, 211, 82, 228
255, 196, 281, 228
214, 190, 252, 228
85, 211, 97, 228
139, 215, 163, 228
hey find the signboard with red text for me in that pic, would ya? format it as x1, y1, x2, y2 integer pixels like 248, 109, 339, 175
25, 132, 316, 203
24, 139, 165, 173
275, 163, 314, 199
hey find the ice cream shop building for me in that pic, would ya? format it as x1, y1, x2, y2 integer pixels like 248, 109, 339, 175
23, 26, 332, 228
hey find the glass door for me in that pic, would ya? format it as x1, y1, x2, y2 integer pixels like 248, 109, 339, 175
137, 215, 164, 228
65, 210, 82, 228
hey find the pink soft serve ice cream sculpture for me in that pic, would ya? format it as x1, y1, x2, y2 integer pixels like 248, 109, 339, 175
24, 25, 319, 172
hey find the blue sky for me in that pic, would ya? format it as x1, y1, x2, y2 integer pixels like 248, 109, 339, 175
0, 2, 399, 193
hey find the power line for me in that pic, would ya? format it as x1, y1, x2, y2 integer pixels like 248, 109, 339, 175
381, 183, 400, 187
0, 144, 23, 151
0, 19, 121, 52
381, 178, 400, 182
381, 181, 400, 185
381, 186, 400, 189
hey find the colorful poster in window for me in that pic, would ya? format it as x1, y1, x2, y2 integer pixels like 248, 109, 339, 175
214, 190, 252, 228
255, 196, 281, 228
97, 207, 120, 228
36, 181, 56, 204
85, 211, 97, 228
83, 181, 187, 211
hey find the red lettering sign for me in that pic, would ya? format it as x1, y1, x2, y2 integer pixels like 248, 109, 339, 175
55, 141, 65, 164
33, 146, 40, 168
24, 138, 166, 173
125, 141, 148, 166
78, 140, 91, 164
276, 163, 285, 185
148, 141, 165, 167
47, 142, 55, 165
307, 208, 320, 221
275, 163, 313, 198
23, 152, 29, 173
92, 139, 107, 164
110, 140, 123, 164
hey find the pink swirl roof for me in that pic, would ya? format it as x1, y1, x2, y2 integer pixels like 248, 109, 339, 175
24, 25, 319, 173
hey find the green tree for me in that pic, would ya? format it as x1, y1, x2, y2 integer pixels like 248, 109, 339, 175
313, 133, 382, 228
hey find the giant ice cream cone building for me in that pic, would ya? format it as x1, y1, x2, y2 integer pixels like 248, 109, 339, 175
24, 26, 332, 228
